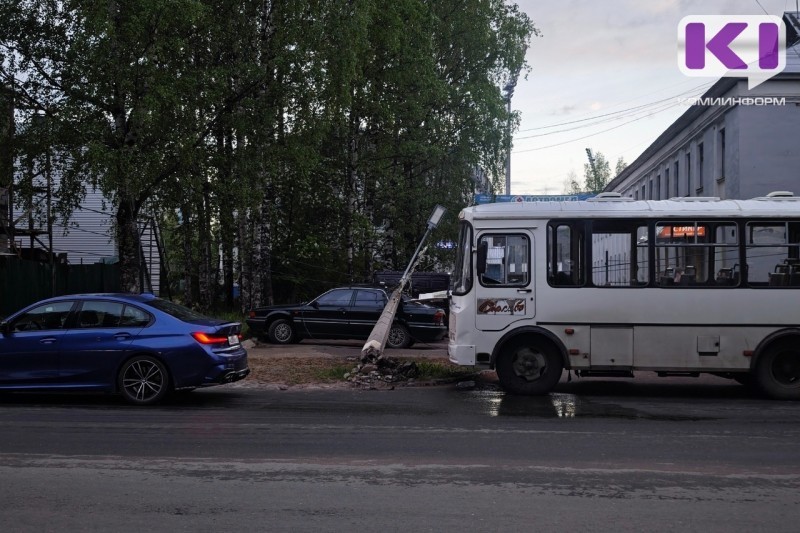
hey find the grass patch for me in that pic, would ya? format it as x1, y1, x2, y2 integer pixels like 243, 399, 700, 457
312, 364, 352, 381
414, 360, 477, 381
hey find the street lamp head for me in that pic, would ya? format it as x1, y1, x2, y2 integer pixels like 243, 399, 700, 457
427, 204, 447, 229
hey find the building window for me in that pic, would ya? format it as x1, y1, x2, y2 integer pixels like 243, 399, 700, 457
656, 174, 661, 200
641, 184, 646, 200
649, 178, 654, 200
697, 142, 704, 194
665, 167, 670, 199
674, 160, 680, 196
717, 128, 726, 182
686, 152, 692, 196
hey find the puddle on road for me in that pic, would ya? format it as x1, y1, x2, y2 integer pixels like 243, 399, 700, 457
472, 391, 586, 418
468, 390, 713, 420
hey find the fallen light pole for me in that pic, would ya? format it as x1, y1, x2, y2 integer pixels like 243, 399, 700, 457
360, 204, 447, 359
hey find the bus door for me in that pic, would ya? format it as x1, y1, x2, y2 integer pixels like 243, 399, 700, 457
474, 231, 534, 331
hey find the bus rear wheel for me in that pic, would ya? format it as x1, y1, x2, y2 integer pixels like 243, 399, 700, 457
755, 342, 800, 400
496, 340, 563, 395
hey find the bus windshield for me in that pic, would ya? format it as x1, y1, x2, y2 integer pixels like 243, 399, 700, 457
452, 222, 472, 295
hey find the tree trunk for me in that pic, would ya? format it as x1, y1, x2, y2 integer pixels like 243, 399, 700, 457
219, 129, 235, 311
180, 204, 193, 307
345, 107, 359, 282
237, 207, 256, 313
258, 186, 273, 306
197, 182, 213, 311
116, 197, 141, 293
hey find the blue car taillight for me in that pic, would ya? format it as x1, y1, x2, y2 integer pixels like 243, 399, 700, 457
191, 332, 229, 345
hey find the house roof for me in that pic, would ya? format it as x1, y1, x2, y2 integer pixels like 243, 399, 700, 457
605, 12, 800, 192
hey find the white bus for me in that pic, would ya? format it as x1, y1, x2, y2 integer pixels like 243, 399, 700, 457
447, 192, 800, 400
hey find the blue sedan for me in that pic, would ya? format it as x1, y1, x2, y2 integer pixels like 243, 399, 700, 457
0, 293, 249, 405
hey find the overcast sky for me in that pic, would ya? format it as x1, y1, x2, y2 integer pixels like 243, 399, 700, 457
509, 0, 796, 195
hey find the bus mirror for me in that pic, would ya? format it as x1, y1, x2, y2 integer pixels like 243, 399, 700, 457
476, 240, 488, 276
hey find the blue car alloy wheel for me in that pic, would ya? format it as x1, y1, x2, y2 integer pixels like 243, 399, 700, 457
118, 355, 170, 405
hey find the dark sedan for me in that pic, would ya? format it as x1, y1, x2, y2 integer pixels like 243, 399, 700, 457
246, 286, 447, 349
0, 293, 249, 405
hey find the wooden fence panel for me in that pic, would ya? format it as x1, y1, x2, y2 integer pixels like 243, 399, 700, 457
0, 256, 120, 317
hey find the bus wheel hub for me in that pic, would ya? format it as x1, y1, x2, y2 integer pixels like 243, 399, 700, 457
513, 348, 546, 381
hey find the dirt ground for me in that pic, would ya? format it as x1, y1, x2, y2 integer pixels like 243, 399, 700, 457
241, 338, 482, 389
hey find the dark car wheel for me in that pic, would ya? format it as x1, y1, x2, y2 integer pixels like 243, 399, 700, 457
495, 339, 562, 395
118, 355, 170, 405
755, 342, 800, 400
387, 324, 412, 349
268, 318, 296, 344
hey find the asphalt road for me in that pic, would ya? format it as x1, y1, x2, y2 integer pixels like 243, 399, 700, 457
1, 343, 800, 532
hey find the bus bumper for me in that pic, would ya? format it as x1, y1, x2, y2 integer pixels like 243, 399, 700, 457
448, 341, 476, 366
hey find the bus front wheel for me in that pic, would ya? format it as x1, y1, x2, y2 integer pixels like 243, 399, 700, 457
755, 342, 800, 400
496, 340, 563, 395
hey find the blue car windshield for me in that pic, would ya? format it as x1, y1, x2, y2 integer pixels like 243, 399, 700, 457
146, 299, 210, 321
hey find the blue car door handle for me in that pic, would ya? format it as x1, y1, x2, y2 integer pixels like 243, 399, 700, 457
114, 332, 132, 340
39, 337, 58, 345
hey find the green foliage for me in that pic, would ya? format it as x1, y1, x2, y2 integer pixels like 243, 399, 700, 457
615, 156, 628, 177
583, 150, 612, 194
1, 0, 537, 309
209, 309, 250, 337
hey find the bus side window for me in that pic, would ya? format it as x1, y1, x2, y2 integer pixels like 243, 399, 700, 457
477, 233, 530, 286
554, 271, 573, 286
548, 222, 584, 287
476, 240, 488, 278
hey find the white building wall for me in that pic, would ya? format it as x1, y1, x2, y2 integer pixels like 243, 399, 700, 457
10, 175, 162, 295
53, 186, 116, 264
737, 101, 800, 198
608, 76, 800, 202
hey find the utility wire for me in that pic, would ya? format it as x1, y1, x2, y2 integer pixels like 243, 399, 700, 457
512, 99, 686, 153
517, 82, 713, 134
514, 98, 689, 140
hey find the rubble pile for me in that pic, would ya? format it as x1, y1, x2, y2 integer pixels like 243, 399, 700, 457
344, 352, 420, 389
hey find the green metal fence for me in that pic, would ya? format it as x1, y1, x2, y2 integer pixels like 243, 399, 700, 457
0, 256, 120, 317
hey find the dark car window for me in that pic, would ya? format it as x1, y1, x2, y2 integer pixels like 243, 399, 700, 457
77, 301, 125, 328
12, 301, 74, 332
145, 298, 209, 321
354, 289, 385, 309
121, 305, 151, 327
315, 289, 354, 307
